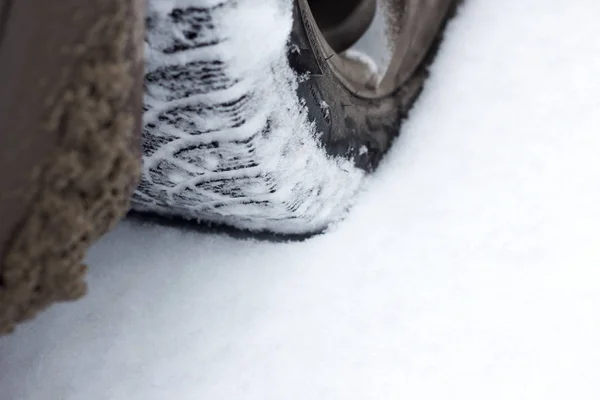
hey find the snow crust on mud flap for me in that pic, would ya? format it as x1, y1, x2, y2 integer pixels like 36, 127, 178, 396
134, 0, 365, 234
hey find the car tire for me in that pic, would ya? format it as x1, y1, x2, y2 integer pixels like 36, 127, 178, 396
134, 0, 461, 234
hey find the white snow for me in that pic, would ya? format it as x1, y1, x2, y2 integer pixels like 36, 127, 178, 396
352, 0, 392, 70
319, 100, 330, 118
342, 49, 380, 77
2, 0, 600, 399
137, 0, 365, 234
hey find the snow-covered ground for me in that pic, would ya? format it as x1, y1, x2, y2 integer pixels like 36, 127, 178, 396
2, 0, 600, 398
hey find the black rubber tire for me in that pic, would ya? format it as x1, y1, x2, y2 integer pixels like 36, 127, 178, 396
291, 0, 462, 172
134, 0, 462, 234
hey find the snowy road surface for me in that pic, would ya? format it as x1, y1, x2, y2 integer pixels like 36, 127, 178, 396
2, 0, 600, 399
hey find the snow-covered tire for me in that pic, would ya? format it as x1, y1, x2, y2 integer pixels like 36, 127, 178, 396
133, 0, 460, 234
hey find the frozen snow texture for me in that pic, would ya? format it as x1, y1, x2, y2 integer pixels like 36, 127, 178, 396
343, 49, 380, 77
133, 0, 364, 234
352, 0, 392, 69
2, 0, 600, 399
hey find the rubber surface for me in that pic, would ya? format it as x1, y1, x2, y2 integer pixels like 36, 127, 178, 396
134, 0, 462, 235
135, 0, 365, 234
292, 0, 462, 171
